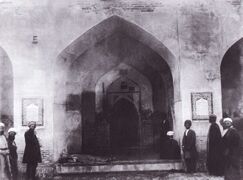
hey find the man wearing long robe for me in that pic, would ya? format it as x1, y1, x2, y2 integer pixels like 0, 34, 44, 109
221, 118, 240, 180
163, 131, 181, 159
7, 128, 18, 180
23, 121, 42, 180
182, 120, 198, 173
206, 114, 224, 176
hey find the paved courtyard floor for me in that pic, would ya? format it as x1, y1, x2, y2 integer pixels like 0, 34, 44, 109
52, 171, 224, 180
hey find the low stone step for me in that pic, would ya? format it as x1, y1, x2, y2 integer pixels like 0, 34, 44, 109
53, 172, 224, 180
55, 160, 183, 174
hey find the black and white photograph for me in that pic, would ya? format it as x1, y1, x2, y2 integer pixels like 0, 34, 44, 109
0, 0, 242, 179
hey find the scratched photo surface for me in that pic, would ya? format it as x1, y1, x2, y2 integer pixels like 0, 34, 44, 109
0, 0, 242, 179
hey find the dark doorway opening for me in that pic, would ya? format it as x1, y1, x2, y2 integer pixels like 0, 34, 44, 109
110, 98, 139, 159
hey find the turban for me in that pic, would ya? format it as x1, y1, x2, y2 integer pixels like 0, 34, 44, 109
184, 119, 192, 124
28, 121, 36, 127
209, 114, 217, 118
223, 118, 232, 123
0, 122, 5, 128
167, 131, 174, 136
8, 127, 17, 134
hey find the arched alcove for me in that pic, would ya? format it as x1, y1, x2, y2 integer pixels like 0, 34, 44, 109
0, 47, 13, 131
221, 38, 243, 122
54, 15, 178, 160
221, 38, 243, 168
95, 63, 153, 113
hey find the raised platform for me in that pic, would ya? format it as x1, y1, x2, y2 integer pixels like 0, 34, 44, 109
55, 160, 183, 174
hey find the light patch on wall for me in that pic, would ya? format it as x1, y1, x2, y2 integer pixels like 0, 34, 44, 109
23, 70, 45, 94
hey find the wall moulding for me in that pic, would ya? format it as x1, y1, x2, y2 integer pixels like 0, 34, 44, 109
22, 98, 44, 126
191, 92, 213, 120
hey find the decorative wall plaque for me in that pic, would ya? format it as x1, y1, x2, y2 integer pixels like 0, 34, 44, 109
22, 98, 43, 126
191, 92, 213, 120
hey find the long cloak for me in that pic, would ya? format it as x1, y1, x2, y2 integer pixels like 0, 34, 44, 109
206, 122, 224, 176
22, 129, 42, 164
222, 127, 240, 180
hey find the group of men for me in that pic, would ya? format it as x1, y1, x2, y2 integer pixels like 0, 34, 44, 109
0, 121, 42, 180
0, 115, 241, 179
181, 115, 241, 179
159, 114, 241, 179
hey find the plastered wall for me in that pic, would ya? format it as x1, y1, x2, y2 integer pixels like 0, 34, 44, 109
0, 0, 241, 162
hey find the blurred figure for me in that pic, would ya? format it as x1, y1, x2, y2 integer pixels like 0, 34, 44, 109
206, 114, 224, 176
0, 122, 11, 180
159, 113, 170, 158
7, 128, 18, 180
221, 118, 240, 180
182, 120, 198, 173
162, 131, 181, 159
23, 121, 42, 180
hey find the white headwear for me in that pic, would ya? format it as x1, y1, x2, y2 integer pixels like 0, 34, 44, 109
167, 131, 174, 136
223, 118, 233, 122
28, 121, 36, 127
223, 118, 233, 123
8, 128, 17, 134
0, 122, 5, 128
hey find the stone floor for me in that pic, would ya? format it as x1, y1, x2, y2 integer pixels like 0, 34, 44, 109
52, 171, 224, 180
16, 170, 226, 180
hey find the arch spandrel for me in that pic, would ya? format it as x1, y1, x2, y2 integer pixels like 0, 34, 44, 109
56, 15, 177, 72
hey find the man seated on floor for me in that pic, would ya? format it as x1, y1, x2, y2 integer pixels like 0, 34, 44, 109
162, 131, 181, 160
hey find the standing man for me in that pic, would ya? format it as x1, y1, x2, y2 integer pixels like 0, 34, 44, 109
23, 121, 42, 180
0, 122, 11, 180
221, 118, 240, 180
182, 120, 198, 173
7, 128, 18, 180
206, 114, 224, 176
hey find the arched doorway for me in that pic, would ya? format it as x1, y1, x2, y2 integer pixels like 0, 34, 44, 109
0, 47, 13, 131
221, 38, 243, 173
54, 15, 178, 160
110, 99, 139, 159
221, 38, 243, 124
107, 77, 141, 159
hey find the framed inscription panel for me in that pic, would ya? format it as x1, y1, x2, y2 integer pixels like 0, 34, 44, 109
191, 92, 213, 120
22, 98, 43, 126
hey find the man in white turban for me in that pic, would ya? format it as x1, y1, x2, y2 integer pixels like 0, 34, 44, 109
162, 131, 181, 160
7, 128, 18, 180
221, 117, 240, 180
0, 122, 11, 179
23, 121, 42, 180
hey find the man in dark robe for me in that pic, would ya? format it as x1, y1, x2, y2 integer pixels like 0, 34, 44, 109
162, 131, 181, 159
7, 128, 18, 180
206, 114, 224, 176
182, 120, 198, 173
221, 118, 240, 180
23, 121, 42, 180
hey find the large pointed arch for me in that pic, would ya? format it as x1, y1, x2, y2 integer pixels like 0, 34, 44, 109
53, 15, 180, 160
56, 15, 177, 72
221, 38, 243, 125
0, 46, 13, 130
220, 38, 243, 171
54, 15, 179, 105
